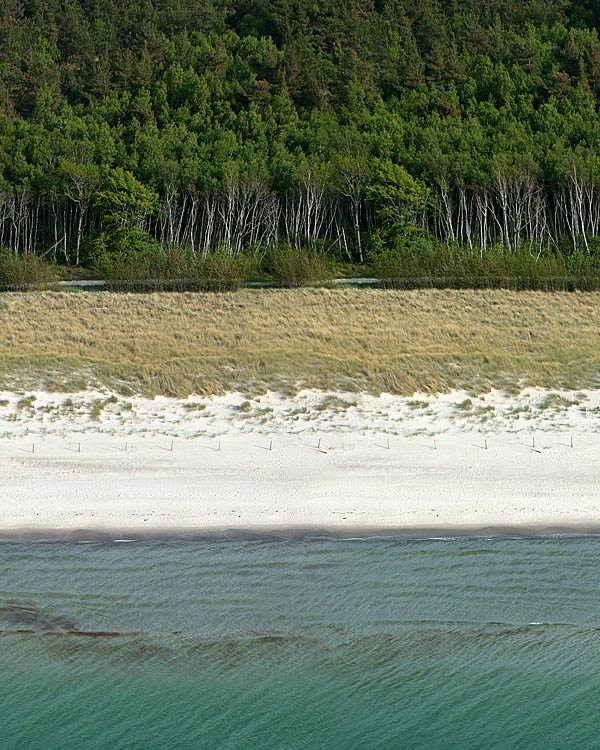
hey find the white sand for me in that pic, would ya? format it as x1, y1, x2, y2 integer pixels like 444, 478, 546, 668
1, 387, 599, 536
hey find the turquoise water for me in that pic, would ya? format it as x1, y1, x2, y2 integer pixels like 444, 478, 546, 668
1, 536, 600, 748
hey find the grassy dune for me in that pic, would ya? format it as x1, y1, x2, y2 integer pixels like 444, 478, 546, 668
0, 289, 599, 396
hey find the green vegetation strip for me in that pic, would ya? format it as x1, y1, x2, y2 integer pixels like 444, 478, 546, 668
3, 2, 600, 273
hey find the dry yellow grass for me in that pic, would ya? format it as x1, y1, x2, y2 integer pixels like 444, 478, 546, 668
0, 288, 599, 396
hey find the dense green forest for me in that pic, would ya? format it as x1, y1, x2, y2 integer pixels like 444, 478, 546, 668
3, 0, 600, 278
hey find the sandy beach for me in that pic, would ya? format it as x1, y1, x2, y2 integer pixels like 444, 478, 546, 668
1, 387, 599, 536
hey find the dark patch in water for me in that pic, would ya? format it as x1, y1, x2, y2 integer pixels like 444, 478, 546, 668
457, 549, 496, 556
1, 628, 128, 638
254, 635, 297, 644
66, 631, 123, 638
0, 604, 76, 632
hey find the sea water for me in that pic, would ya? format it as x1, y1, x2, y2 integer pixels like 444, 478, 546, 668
1, 536, 599, 749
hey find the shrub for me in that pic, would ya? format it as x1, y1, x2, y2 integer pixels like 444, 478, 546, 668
90, 228, 163, 281
0, 251, 58, 288
266, 246, 332, 286
367, 233, 600, 290
192, 252, 254, 291
97, 244, 253, 291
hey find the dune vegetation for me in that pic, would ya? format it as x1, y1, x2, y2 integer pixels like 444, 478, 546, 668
0, 289, 598, 397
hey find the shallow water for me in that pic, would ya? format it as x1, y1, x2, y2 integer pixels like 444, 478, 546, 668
1, 536, 599, 748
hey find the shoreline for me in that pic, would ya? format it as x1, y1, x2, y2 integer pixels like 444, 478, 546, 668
3, 523, 600, 543
2, 387, 600, 534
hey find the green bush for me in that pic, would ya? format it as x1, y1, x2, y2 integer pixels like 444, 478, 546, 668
0, 251, 58, 288
97, 245, 254, 291
191, 252, 254, 291
266, 246, 332, 286
89, 225, 164, 281
367, 233, 600, 290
